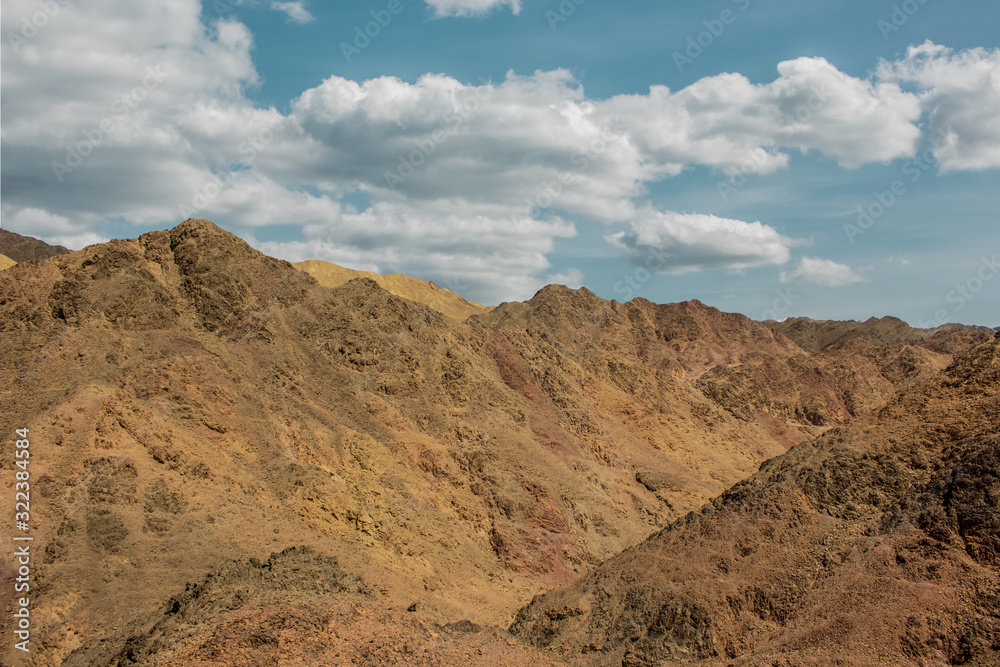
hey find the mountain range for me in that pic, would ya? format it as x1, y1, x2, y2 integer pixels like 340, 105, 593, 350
0, 219, 995, 666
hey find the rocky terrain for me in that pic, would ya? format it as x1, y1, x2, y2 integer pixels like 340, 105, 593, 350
511, 332, 1000, 666
0, 229, 69, 264
766, 315, 993, 354
61, 545, 560, 667
0, 219, 993, 666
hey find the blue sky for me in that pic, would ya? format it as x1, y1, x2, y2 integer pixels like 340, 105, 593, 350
2, 0, 998, 326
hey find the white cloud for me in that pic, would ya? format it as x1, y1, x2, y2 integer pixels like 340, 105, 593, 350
0, 204, 107, 250
599, 56, 923, 173
779, 257, 865, 287
1, 205, 75, 236
424, 0, 521, 18
0, 0, 262, 229
877, 41, 1000, 172
0, 1, 991, 305
256, 200, 576, 304
286, 69, 648, 222
605, 208, 796, 273
270, 1, 314, 24
280, 58, 922, 222
544, 267, 585, 289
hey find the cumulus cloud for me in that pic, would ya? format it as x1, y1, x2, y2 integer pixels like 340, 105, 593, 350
0, 204, 107, 249
599, 56, 922, 173
257, 200, 576, 304
779, 257, 865, 287
424, 0, 521, 17
281, 57, 925, 221
877, 41, 1000, 172
0, 0, 992, 303
605, 208, 796, 273
544, 267, 585, 290
270, 1, 314, 24
287, 69, 648, 221
0, 0, 262, 227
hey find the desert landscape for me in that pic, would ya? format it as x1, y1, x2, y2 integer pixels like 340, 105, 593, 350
3, 0, 998, 664
0, 221, 996, 666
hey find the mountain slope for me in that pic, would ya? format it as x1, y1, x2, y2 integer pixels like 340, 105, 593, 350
510, 333, 1000, 666
766, 315, 991, 354
765, 315, 924, 352
295, 258, 488, 321
0, 219, 988, 665
0, 227, 69, 263
62, 546, 562, 667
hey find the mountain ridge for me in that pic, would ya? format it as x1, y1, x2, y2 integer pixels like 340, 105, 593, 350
0, 227, 69, 263
766, 315, 994, 354
0, 219, 993, 666
295, 258, 489, 321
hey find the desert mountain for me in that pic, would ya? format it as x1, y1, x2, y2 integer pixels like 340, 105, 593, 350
0, 219, 992, 665
0, 228, 69, 263
295, 259, 488, 321
510, 333, 1000, 666
0, 254, 15, 271
766, 315, 992, 354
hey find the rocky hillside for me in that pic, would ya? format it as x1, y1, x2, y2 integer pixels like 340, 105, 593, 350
295, 259, 488, 321
0, 219, 990, 666
62, 546, 561, 667
766, 315, 991, 354
510, 333, 1000, 666
0, 228, 69, 263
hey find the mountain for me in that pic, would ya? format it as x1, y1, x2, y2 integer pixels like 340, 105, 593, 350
0, 227, 69, 263
766, 315, 991, 354
0, 219, 991, 666
510, 332, 1000, 666
0, 253, 15, 270
295, 259, 489, 321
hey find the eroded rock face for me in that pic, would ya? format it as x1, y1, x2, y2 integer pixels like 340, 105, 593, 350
510, 336, 1000, 666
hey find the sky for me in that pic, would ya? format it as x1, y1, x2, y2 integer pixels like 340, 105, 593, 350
1, 0, 998, 327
